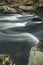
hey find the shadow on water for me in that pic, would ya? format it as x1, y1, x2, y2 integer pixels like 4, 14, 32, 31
34, 7, 43, 20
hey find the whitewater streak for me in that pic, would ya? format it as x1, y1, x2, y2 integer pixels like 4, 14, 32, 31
0, 31, 39, 45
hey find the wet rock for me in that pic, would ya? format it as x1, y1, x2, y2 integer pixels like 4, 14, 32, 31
32, 15, 42, 21
34, 6, 43, 20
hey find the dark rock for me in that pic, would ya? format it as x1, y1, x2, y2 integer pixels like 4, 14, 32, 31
32, 15, 42, 21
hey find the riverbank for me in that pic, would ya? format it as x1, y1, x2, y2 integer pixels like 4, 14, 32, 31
0, 0, 43, 13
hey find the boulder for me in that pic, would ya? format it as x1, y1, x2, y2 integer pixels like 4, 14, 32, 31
29, 45, 43, 65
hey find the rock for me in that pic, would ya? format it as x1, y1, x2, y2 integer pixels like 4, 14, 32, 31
23, 0, 33, 6
28, 46, 43, 65
4, 6, 17, 13
0, 54, 13, 65
0, 0, 43, 13
0, 5, 22, 13
0, 1, 6, 6
19, 5, 34, 11
32, 15, 42, 21
34, 6, 43, 20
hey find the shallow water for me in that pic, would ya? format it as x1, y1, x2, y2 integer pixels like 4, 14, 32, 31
0, 12, 43, 65
0, 12, 43, 42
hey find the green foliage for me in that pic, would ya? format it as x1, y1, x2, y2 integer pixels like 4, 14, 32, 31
0, 54, 13, 65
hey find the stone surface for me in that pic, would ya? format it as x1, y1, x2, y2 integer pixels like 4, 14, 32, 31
19, 6, 34, 11
28, 46, 43, 65
0, 0, 43, 13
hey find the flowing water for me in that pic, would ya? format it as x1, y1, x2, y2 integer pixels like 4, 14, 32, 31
0, 12, 43, 65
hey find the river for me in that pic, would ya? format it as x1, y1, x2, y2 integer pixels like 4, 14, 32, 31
0, 12, 43, 65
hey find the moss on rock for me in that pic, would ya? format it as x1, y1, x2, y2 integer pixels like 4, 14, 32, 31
0, 54, 13, 65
